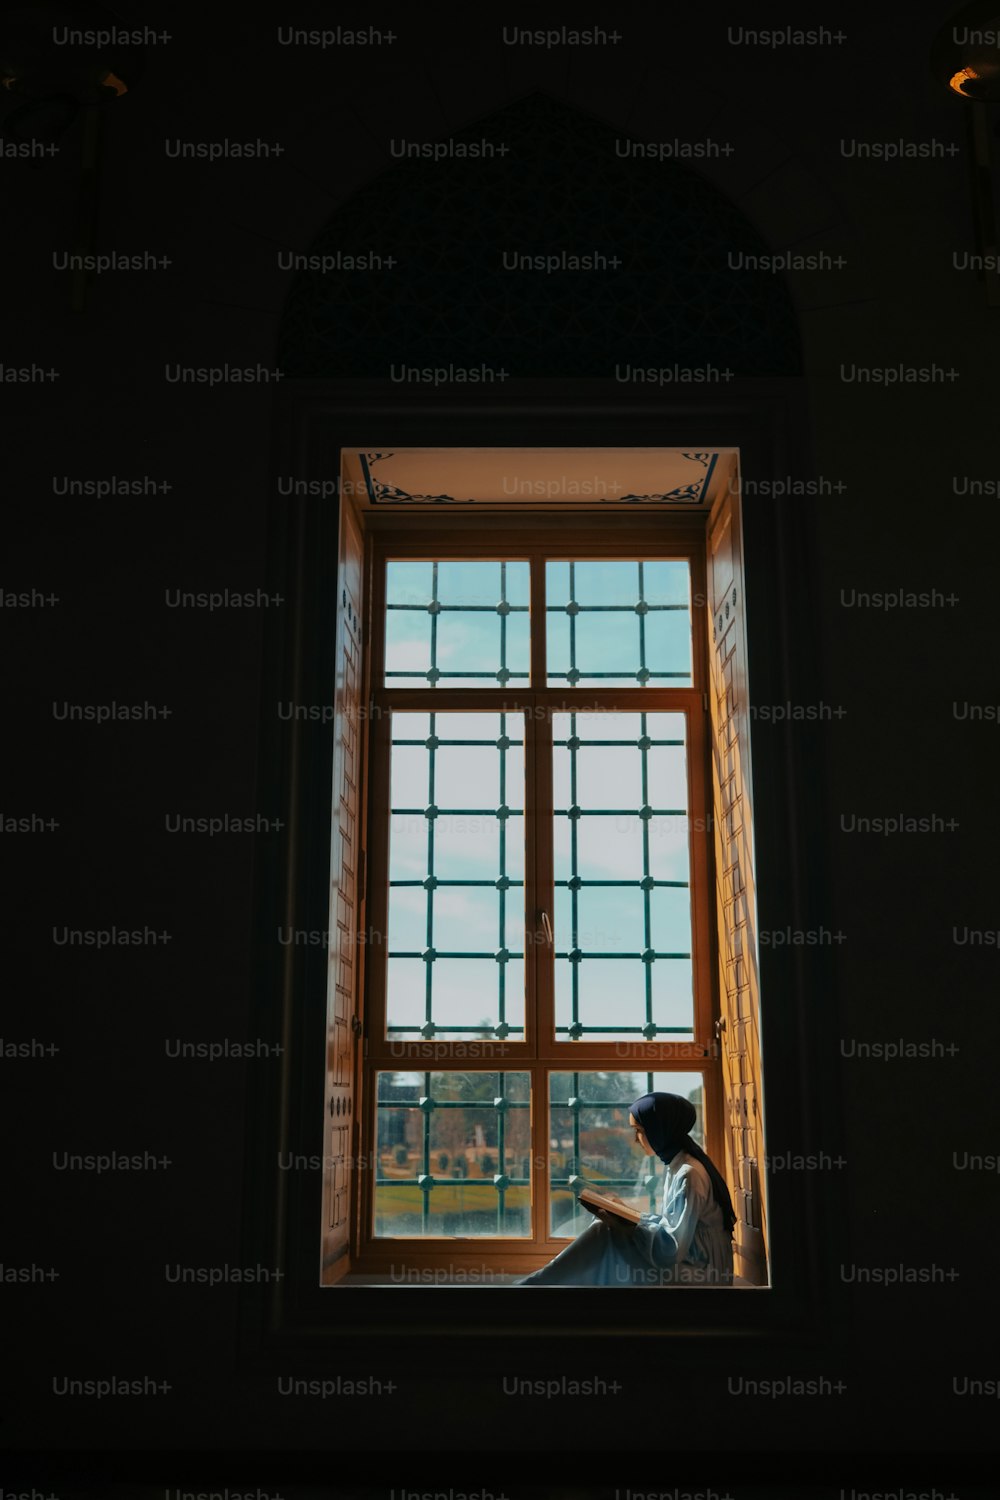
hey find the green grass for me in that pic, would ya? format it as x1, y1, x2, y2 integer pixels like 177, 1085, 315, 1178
375, 1183, 531, 1217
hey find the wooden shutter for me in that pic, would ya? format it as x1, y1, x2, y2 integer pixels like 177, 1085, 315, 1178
321, 496, 366, 1283
707, 479, 769, 1286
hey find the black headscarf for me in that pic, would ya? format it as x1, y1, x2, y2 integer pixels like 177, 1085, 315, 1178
630, 1091, 737, 1236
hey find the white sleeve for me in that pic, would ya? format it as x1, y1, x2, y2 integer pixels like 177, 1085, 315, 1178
630, 1166, 710, 1270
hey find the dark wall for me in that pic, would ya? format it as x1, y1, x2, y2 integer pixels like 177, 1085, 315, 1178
4, 0, 1000, 1487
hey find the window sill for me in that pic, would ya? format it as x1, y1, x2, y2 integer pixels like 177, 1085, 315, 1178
335, 1272, 760, 1287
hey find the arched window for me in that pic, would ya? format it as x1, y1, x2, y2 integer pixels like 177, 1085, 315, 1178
276, 92, 801, 381
243, 91, 830, 1340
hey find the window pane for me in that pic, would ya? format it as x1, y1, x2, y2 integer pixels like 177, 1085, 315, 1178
552, 710, 694, 1041
546, 559, 692, 686
375, 1071, 531, 1237
386, 711, 526, 1040
385, 559, 530, 687
548, 1071, 704, 1237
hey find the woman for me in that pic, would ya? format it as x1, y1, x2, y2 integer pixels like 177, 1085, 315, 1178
516, 1092, 736, 1286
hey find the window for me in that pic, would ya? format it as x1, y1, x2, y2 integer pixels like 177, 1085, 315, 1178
320, 459, 769, 1287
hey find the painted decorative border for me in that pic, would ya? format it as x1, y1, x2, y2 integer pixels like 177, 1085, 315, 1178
358, 450, 719, 506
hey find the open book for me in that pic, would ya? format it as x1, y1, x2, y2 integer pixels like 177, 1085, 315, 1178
577, 1186, 644, 1223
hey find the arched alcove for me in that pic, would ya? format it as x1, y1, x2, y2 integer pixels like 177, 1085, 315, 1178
251, 88, 845, 1333
276, 92, 803, 377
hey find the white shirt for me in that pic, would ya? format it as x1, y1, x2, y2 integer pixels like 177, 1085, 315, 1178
630, 1149, 735, 1285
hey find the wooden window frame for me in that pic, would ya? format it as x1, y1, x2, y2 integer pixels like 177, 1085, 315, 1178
354, 515, 721, 1274
237, 380, 844, 1355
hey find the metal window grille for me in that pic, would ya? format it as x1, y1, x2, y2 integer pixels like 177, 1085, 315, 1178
554, 711, 692, 1039
373, 549, 706, 1242
375, 1072, 530, 1234
547, 559, 690, 685
386, 559, 529, 686
388, 711, 524, 1039
374, 1071, 694, 1233
550, 1072, 669, 1223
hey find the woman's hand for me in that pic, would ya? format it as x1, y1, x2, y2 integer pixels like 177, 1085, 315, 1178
591, 1207, 635, 1236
